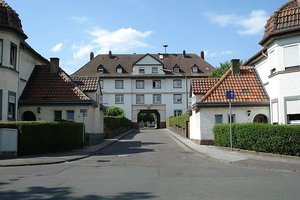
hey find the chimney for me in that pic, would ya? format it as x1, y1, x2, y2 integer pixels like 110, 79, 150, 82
50, 57, 59, 73
231, 59, 240, 76
200, 51, 205, 60
183, 50, 186, 58
109, 50, 112, 58
90, 52, 94, 60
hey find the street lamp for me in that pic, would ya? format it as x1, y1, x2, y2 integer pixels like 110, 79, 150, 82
161, 69, 189, 112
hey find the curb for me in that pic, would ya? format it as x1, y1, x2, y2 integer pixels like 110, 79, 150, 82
0, 129, 137, 167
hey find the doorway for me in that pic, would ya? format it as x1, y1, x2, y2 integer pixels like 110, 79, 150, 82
22, 111, 36, 121
253, 114, 268, 123
138, 110, 161, 129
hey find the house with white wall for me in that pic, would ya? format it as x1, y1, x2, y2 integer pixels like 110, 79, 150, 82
73, 51, 215, 128
245, 0, 300, 125
190, 60, 269, 144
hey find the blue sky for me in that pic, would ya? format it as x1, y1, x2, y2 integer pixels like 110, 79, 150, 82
7, 0, 286, 74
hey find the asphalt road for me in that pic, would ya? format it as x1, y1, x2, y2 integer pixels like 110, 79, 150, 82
0, 129, 299, 200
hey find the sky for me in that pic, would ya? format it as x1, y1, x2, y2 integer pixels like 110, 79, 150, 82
6, 0, 287, 74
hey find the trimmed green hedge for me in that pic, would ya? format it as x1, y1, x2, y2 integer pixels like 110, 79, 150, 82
213, 123, 300, 156
167, 113, 190, 129
0, 121, 84, 156
104, 116, 132, 138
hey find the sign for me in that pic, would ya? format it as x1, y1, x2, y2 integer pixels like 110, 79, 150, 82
80, 109, 87, 117
226, 90, 235, 100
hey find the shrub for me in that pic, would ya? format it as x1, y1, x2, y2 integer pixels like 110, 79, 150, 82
0, 121, 84, 156
104, 116, 132, 138
104, 106, 124, 117
167, 113, 190, 129
213, 123, 300, 156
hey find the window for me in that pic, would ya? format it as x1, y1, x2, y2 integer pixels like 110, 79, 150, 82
174, 110, 182, 116
139, 67, 145, 74
215, 115, 223, 124
115, 94, 124, 104
173, 79, 182, 88
287, 114, 300, 124
54, 110, 62, 121
97, 65, 104, 74
228, 114, 236, 123
284, 45, 299, 68
152, 67, 158, 73
7, 91, 16, 121
136, 94, 144, 104
173, 94, 182, 104
153, 80, 161, 89
116, 67, 123, 74
115, 80, 124, 89
100, 80, 104, 89
0, 39, 3, 65
136, 80, 144, 89
10, 43, 17, 69
173, 66, 180, 73
192, 66, 198, 73
66, 110, 74, 121
0, 89, 2, 120
153, 94, 161, 104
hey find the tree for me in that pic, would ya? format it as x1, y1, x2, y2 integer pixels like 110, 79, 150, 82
104, 106, 124, 117
210, 60, 244, 78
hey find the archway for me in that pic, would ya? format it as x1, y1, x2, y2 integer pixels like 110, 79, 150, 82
253, 114, 267, 123
22, 111, 36, 121
138, 110, 161, 129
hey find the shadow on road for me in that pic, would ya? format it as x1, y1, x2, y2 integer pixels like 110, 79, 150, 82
0, 185, 157, 199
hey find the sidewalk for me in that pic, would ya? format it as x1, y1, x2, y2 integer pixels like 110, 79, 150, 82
0, 129, 136, 167
164, 129, 300, 172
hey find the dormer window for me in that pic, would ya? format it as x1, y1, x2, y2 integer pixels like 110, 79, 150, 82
139, 67, 145, 74
116, 66, 123, 74
97, 65, 104, 74
173, 66, 180, 73
192, 65, 198, 73
152, 67, 158, 73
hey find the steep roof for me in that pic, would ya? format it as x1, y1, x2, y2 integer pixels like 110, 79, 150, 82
19, 66, 94, 105
260, 0, 300, 45
72, 53, 215, 77
192, 78, 219, 94
71, 76, 99, 92
193, 67, 269, 107
0, 0, 27, 38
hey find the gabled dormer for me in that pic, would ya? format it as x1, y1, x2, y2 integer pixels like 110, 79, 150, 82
173, 64, 181, 73
116, 64, 126, 74
97, 64, 106, 74
132, 53, 164, 75
191, 64, 204, 74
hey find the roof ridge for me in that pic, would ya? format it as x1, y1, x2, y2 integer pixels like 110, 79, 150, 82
200, 68, 232, 102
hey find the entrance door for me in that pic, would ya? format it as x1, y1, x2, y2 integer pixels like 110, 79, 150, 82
138, 110, 161, 129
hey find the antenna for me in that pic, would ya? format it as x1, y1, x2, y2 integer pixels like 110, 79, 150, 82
163, 44, 168, 54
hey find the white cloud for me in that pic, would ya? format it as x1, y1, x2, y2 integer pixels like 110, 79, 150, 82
205, 50, 235, 58
206, 10, 268, 35
50, 42, 63, 53
71, 27, 153, 61
70, 16, 91, 24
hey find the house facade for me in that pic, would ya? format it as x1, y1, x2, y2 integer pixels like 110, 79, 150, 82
73, 52, 215, 128
190, 60, 269, 144
245, 0, 300, 125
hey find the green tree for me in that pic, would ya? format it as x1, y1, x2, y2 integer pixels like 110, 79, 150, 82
104, 106, 125, 117
210, 60, 244, 78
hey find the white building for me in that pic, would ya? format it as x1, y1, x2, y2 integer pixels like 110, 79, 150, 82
73, 52, 215, 128
190, 60, 269, 144
245, 0, 300, 125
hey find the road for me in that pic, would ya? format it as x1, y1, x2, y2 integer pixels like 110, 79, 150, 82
0, 129, 299, 200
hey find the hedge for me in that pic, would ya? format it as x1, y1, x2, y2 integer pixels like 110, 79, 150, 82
213, 123, 300, 156
104, 116, 132, 138
0, 121, 84, 156
167, 113, 190, 129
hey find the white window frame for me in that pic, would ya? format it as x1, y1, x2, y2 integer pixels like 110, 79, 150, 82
174, 109, 182, 116
7, 91, 16, 121
115, 94, 124, 104
116, 67, 123, 74
115, 80, 124, 89
10, 42, 17, 69
136, 80, 145, 89
173, 94, 182, 104
139, 67, 145, 74
66, 110, 75, 121
192, 66, 198, 73
153, 80, 161, 89
153, 94, 161, 104
136, 94, 144, 104
173, 79, 182, 88
152, 67, 158, 73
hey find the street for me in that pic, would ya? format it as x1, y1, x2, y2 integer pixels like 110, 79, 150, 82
0, 129, 299, 200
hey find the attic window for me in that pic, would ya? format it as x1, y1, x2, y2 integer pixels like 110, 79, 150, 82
173, 66, 180, 73
116, 67, 123, 74
97, 65, 104, 74
242, 88, 249, 93
192, 66, 198, 73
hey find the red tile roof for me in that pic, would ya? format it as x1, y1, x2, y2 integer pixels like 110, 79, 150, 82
71, 76, 99, 92
20, 66, 93, 104
192, 78, 219, 94
193, 67, 269, 105
261, 0, 300, 45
